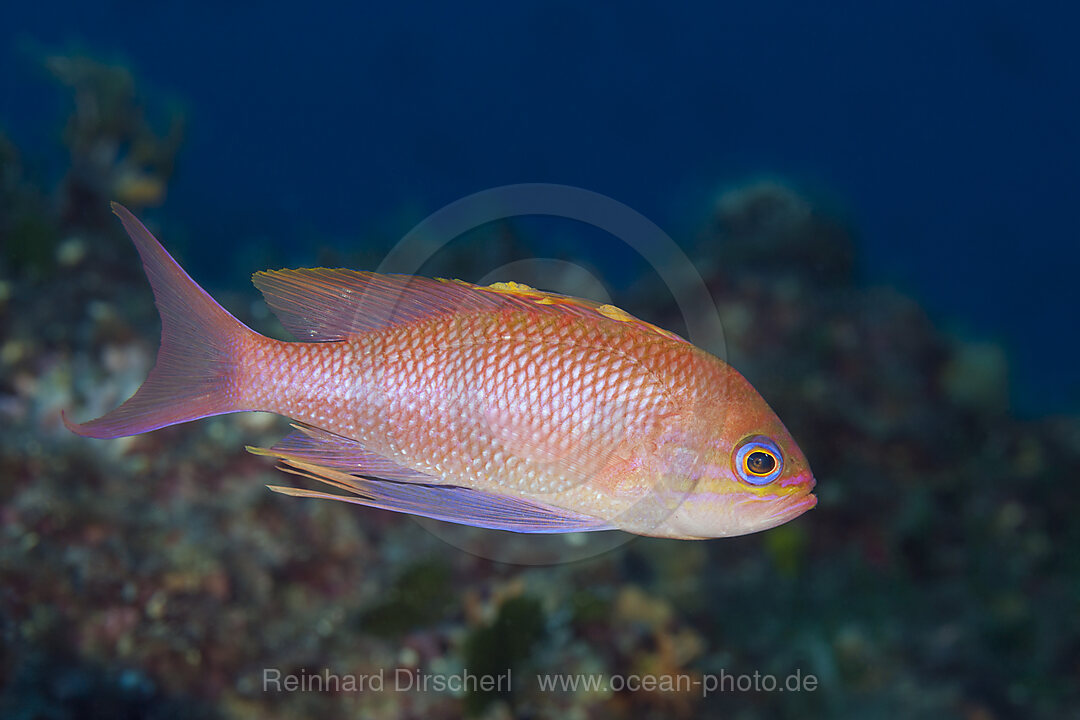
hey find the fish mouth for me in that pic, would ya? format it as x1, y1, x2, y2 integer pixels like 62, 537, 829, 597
766, 484, 817, 526
775, 491, 817, 518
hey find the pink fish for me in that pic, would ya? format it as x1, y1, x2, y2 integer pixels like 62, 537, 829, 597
65, 204, 816, 538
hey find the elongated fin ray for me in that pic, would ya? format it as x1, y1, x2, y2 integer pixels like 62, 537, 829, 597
264, 457, 611, 533
64, 203, 256, 438
250, 423, 435, 483
252, 269, 687, 344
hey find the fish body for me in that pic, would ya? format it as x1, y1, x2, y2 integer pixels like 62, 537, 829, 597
66, 204, 816, 538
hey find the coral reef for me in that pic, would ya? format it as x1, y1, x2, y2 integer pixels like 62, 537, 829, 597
1, 63, 1077, 720
0, 131, 60, 277
45, 53, 185, 230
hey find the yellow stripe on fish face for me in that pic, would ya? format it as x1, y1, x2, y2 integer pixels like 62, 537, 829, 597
716, 478, 809, 499
693, 463, 810, 499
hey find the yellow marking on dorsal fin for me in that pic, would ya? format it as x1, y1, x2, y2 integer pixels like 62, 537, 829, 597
483, 281, 545, 298
597, 304, 634, 322
477, 278, 689, 344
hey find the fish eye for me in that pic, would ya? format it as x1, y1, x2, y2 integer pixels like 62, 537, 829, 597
733, 436, 783, 486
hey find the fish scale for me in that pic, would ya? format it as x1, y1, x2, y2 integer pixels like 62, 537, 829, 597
246, 312, 674, 499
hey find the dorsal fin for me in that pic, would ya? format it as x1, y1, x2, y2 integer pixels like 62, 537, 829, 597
252, 270, 491, 341
252, 269, 689, 344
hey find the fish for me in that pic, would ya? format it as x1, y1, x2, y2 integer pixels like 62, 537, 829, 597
64, 203, 816, 539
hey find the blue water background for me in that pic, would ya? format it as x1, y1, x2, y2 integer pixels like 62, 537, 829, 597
2, 0, 1076, 413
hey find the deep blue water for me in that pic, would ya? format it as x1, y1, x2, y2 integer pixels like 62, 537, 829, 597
2, 1, 1077, 413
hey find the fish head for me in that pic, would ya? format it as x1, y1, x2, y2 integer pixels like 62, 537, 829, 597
653, 370, 817, 539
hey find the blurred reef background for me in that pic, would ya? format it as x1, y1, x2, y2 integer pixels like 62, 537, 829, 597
1, 3, 1079, 719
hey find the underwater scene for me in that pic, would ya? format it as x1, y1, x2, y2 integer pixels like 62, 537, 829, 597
1, 3, 1078, 719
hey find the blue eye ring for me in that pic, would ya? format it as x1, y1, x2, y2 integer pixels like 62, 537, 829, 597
733, 435, 783, 486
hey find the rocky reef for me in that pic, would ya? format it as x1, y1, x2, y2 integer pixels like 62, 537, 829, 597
1, 57, 1077, 720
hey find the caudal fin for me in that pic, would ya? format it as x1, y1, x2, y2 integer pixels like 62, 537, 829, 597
64, 203, 256, 439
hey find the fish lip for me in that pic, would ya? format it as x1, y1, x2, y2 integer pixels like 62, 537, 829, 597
783, 492, 818, 515
779, 471, 816, 489
767, 478, 817, 525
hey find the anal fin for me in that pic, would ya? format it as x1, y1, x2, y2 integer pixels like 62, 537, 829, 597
263, 456, 611, 534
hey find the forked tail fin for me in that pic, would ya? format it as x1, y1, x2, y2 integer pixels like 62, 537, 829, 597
64, 203, 256, 439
